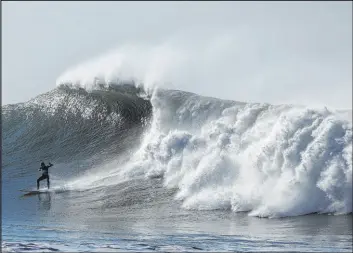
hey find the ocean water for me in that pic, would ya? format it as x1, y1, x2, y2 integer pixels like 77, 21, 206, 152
2, 83, 352, 252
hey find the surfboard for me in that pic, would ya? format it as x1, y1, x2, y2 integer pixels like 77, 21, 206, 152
20, 188, 70, 197
20, 190, 51, 197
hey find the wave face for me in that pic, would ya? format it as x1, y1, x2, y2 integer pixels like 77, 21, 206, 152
2, 85, 152, 178
2, 82, 352, 218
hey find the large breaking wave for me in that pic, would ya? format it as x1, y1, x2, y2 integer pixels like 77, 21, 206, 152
2, 78, 352, 218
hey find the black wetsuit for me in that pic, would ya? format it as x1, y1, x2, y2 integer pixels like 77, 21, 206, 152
37, 163, 53, 189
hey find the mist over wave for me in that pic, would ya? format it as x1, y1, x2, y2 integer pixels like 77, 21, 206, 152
55, 39, 352, 110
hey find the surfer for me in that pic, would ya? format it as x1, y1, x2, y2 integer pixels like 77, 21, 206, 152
37, 162, 53, 190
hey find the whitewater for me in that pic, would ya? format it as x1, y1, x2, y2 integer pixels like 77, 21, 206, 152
2, 48, 352, 251
53, 77, 352, 218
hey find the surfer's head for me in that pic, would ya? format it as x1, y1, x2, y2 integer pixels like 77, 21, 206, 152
41, 162, 45, 167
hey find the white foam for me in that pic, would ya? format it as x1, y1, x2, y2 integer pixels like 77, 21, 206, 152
119, 93, 352, 218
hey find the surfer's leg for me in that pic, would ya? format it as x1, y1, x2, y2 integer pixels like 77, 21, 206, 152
37, 175, 45, 190
47, 175, 50, 189
37, 176, 43, 190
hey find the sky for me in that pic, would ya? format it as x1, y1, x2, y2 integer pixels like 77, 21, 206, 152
2, 1, 352, 108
